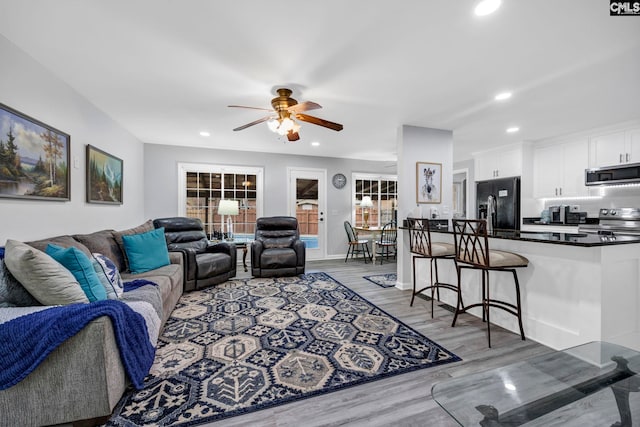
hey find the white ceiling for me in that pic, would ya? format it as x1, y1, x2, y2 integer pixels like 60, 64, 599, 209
1, 1, 639, 162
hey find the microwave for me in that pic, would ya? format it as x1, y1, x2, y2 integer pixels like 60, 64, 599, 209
585, 162, 640, 186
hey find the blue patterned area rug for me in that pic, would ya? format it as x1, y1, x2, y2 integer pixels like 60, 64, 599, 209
363, 273, 397, 288
107, 272, 460, 426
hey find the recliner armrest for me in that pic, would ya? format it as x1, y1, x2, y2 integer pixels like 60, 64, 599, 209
293, 240, 306, 264
169, 248, 197, 282
206, 242, 237, 266
251, 240, 265, 268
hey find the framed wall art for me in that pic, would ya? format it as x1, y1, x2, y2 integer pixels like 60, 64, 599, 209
86, 144, 123, 204
416, 161, 442, 204
0, 103, 70, 201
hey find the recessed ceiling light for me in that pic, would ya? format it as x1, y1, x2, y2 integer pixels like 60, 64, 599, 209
506, 127, 519, 133
311, 141, 320, 146
474, 0, 501, 16
199, 131, 210, 137
495, 92, 512, 101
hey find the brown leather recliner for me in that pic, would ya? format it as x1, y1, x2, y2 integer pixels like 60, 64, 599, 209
251, 216, 305, 277
153, 217, 236, 291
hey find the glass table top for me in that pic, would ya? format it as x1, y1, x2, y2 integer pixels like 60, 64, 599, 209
431, 341, 640, 426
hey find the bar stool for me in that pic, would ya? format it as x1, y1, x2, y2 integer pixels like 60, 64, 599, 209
451, 219, 528, 348
407, 217, 462, 318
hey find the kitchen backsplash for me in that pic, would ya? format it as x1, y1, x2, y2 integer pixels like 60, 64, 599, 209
541, 187, 640, 218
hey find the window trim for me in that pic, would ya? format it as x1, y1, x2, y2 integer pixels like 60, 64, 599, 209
177, 162, 264, 218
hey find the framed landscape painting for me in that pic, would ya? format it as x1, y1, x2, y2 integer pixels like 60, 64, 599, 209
86, 144, 123, 204
416, 161, 442, 204
0, 103, 70, 201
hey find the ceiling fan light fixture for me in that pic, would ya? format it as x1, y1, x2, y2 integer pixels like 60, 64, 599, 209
277, 117, 295, 135
267, 118, 279, 132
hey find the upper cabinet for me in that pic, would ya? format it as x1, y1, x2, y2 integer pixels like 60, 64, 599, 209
474, 146, 523, 181
590, 127, 640, 167
533, 138, 589, 198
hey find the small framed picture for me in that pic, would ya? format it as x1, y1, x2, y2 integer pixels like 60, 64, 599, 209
0, 103, 70, 201
416, 161, 442, 204
86, 145, 123, 204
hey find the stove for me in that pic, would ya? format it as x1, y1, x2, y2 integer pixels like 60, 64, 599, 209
579, 207, 640, 236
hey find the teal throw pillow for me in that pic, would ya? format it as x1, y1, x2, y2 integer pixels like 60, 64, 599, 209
122, 227, 170, 274
45, 244, 108, 302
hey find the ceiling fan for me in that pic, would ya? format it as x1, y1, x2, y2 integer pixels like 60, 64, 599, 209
229, 88, 343, 142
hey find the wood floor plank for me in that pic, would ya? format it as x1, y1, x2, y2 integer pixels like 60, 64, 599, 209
193, 258, 554, 426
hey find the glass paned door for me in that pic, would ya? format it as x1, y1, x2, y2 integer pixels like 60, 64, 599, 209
288, 168, 326, 260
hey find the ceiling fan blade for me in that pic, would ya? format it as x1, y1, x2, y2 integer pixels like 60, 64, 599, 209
228, 105, 274, 112
296, 113, 343, 131
287, 131, 300, 142
287, 101, 322, 114
233, 115, 272, 131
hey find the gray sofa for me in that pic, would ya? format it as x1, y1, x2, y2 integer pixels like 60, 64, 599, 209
0, 222, 184, 427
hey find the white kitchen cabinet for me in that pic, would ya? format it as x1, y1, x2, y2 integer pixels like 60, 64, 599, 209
533, 138, 588, 198
628, 128, 640, 163
591, 127, 640, 167
474, 146, 523, 181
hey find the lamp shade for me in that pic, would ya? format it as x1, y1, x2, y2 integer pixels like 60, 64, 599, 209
217, 199, 239, 215
360, 196, 374, 208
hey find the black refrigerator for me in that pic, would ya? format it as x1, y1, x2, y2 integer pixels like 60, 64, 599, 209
476, 177, 521, 230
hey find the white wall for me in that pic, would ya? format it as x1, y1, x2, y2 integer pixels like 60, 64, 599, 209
0, 35, 146, 243
396, 125, 453, 288
143, 143, 395, 257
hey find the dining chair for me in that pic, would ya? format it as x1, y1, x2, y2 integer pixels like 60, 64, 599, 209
451, 219, 528, 348
375, 221, 397, 264
407, 217, 461, 318
344, 220, 372, 263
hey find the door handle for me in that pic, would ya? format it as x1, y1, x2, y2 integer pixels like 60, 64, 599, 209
626, 153, 630, 162
621, 153, 624, 163
555, 188, 558, 196
319, 212, 324, 222
559, 187, 562, 196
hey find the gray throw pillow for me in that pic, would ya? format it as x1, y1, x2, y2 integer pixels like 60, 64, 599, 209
0, 259, 41, 307
4, 239, 89, 306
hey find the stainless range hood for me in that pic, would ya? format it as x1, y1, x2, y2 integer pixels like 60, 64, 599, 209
585, 162, 640, 186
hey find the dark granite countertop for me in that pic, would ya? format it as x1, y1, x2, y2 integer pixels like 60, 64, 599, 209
400, 224, 640, 247
435, 228, 640, 247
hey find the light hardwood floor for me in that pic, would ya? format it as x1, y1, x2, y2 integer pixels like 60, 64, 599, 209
199, 258, 554, 427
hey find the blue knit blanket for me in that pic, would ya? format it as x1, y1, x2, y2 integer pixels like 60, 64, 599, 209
0, 299, 155, 390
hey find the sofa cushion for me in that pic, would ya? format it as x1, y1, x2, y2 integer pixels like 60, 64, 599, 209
74, 230, 126, 273
114, 220, 154, 272
27, 235, 92, 258
4, 240, 89, 305
46, 244, 108, 303
92, 253, 124, 299
121, 264, 182, 311
0, 259, 41, 308
122, 228, 170, 274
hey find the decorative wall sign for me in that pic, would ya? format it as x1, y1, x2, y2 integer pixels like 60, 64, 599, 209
416, 161, 442, 204
86, 144, 123, 204
0, 103, 70, 201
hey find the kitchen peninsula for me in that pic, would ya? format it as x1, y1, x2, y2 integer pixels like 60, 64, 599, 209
399, 227, 640, 352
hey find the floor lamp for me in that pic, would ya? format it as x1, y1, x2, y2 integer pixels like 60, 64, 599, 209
218, 200, 239, 241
